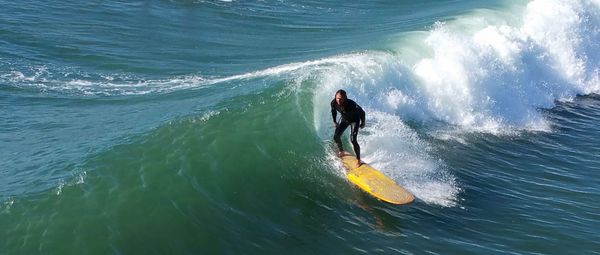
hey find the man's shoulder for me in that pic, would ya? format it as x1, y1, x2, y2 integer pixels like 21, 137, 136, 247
346, 99, 358, 106
347, 99, 364, 112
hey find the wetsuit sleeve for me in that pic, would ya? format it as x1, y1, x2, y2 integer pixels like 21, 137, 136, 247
358, 104, 365, 124
331, 99, 337, 123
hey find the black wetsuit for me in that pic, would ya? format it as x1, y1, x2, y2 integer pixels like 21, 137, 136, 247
331, 98, 366, 159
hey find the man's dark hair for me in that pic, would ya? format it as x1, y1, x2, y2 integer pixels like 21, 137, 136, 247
335, 89, 347, 98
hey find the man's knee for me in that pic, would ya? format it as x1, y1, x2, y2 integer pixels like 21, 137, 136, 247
350, 135, 358, 144
333, 132, 342, 141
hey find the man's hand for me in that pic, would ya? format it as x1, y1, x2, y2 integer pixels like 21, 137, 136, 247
334, 122, 338, 128
360, 122, 365, 129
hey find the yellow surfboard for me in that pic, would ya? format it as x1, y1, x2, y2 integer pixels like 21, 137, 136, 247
340, 152, 414, 205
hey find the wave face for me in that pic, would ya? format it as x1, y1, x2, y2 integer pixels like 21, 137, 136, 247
1, 0, 600, 254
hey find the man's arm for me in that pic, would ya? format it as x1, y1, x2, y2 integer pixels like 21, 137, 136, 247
331, 100, 338, 126
358, 105, 365, 128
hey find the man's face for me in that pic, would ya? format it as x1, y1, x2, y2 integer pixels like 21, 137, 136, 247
335, 94, 345, 105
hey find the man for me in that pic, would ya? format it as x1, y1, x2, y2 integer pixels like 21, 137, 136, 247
331, 89, 366, 167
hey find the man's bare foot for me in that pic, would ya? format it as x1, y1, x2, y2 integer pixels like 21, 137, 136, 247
356, 160, 363, 167
337, 151, 344, 157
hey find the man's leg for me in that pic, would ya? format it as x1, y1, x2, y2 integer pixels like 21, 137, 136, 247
350, 122, 361, 163
333, 120, 350, 155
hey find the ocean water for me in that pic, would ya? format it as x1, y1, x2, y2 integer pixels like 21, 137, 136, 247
1, 0, 599, 254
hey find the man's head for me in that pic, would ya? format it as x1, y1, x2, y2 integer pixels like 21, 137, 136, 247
335, 89, 347, 105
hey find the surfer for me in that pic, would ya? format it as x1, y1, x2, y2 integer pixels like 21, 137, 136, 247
331, 89, 366, 167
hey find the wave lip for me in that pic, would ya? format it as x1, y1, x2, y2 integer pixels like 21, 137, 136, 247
1, 67, 209, 96
411, 0, 599, 133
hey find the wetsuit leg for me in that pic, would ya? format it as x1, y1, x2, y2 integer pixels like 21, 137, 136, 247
333, 120, 350, 152
350, 121, 361, 160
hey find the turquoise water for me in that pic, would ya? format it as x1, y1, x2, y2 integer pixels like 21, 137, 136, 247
1, 0, 600, 254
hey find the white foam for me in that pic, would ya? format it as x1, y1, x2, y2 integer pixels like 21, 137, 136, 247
55, 180, 65, 196
1, 58, 346, 96
522, 0, 600, 92
52, 170, 88, 196
0, 198, 14, 214
400, 0, 599, 132
363, 111, 459, 206
198, 110, 221, 122
75, 171, 87, 185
